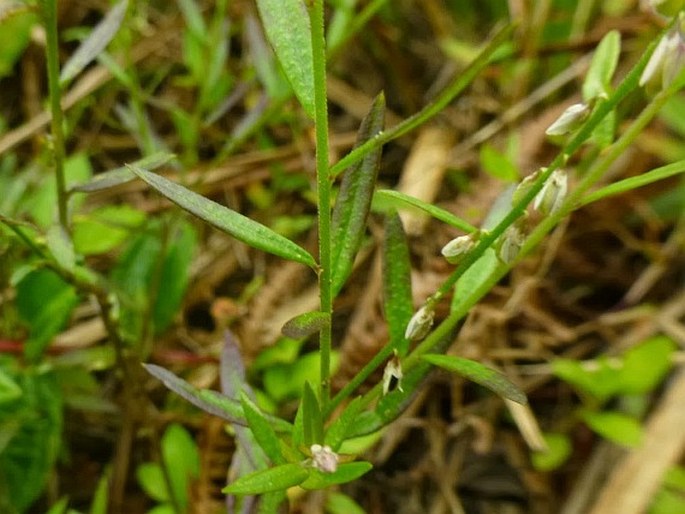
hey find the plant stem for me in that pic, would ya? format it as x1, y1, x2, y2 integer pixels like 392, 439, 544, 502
41, 0, 69, 231
310, 0, 332, 405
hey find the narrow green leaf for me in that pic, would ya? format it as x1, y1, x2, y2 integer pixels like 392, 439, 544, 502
583, 30, 621, 101
326, 492, 366, 514
60, 0, 128, 84
222, 463, 309, 495
374, 189, 477, 233
240, 392, 285, 465
324, 396, 365, 451
302, 381, 323, 446
422, 354, 527, 405
300, 461, 373, 490
0, 370, 21, 405
70, 153, 175, 193
552, 357, 621, 402
331, 93, 386, 296
281, 311, 331, 339
580, 158, 685, 207
256, 0, 315, 117
382, 213, 413, 357
144, 364, 293, 434
618, 335, 676, 394
161, 424, 199, 511
581, 410, 643, 448
136, 463, 170, 503
128, 165, 316, 268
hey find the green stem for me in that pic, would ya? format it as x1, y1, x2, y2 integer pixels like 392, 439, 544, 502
310, 0, 332, 405
329, 22, 516, 178
41, 0, 69, 231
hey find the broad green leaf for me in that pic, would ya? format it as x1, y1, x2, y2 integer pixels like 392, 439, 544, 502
161, 423, 199, 511
72, 204, 147, 255
300, 461, 373, 490
422, 354, 527, 405
583, 30, 621, 101
136, 462, 170, 503
0, 371, 63, 512
222, 463, 309, 495
240, 392, 285, 465
326, 492, 366, 514
128, 165, 316, 268
302, 381, 323, 446
281, 311, 330, 339
552, 357, 621, 402
581, 410, 643, 448
651, 466, 685, 514
152, 221, 197, 333
451, 248, 500, 314
0, 369, 21, 405
256, 0, 315, 117
479, 143, 519, 182
16, 268, 80, 362
531, 433, 572, 471
324, 396, 365, 451
331, 93, 386, 296
60, 0, 129, 84
70, 153, 175, 194
263, 351, 339, 403
0, 8, 36, 79
46, 225, 75, 273
373, 189, 477, 233
618, 335, 676, 395
382, 213, 413, 357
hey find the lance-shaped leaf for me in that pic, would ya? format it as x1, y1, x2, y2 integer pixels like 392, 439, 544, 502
256, 0, 314, 117
128, 165, 316, 269
300, 461, 373, 490
382, 213, 413, 357
331, 93, 386, 296
240, 392, 285, 465
374, 189, 476, 233
302, 381, 324, 446
583, 30, 621, 101
422, 354, 527, 405
70, 153, 174, 194
60, 0, 128, 85
222, 463, 310, 495
281, 311, 330, 339
143, 364, 293, 432
324, 396, 365, 451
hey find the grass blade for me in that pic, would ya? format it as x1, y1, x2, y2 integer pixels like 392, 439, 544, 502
128, 165, 316, 269
60, 0, 128, 85
382, 213, 413, 356
422, 354, 527, 405
331, 93, 385, 296
374, 189, 477, 233
256, 0, 314, 117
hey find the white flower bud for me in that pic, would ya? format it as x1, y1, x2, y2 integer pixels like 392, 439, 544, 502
640, 21, 685, 90
382, 353, 404, 396
497, 224, 525, 265
533, 169, 568, 216
546, 103, 590, 136
310, 444, 339, 473
512, 170, 540, 207
404, 305, 434, 342
441, 233, 476, 264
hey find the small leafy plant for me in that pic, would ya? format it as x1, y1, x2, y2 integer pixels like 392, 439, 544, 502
1, 1, 685, 512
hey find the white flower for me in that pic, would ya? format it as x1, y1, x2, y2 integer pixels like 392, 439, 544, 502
382, 353, 404, 395
404, 305, 434, 342
640, 20, 685, 90
310, 444, 339, 473
546, 103, 590, 136
497, 224, 525, 264
533, 169, 568, 216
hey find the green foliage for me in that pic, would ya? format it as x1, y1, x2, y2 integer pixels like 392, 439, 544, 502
650, 466, 685, 514
136, 423, 200, 513
0, 7, 37, 78
531, 433, 572, 472
479, 143, 519, 182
